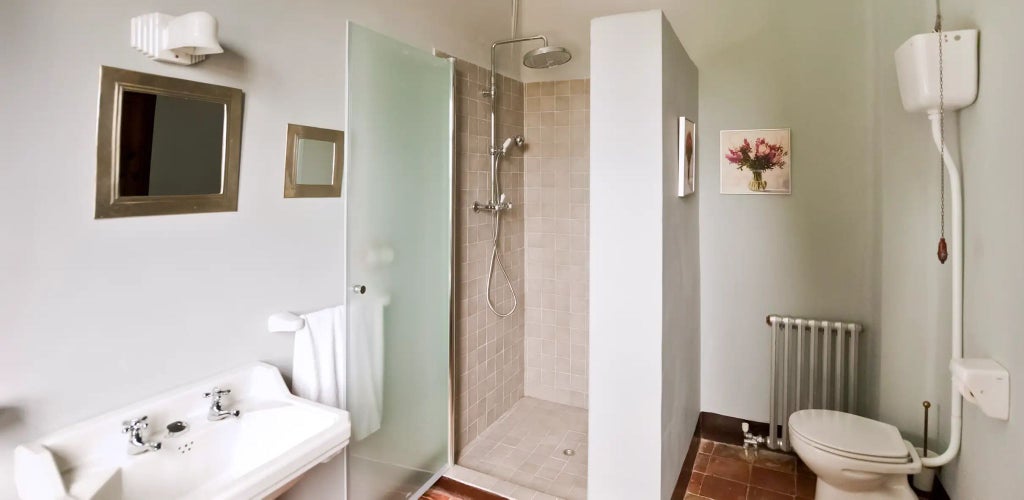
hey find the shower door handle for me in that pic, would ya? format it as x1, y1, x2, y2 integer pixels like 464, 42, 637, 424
352, 284, 367, 294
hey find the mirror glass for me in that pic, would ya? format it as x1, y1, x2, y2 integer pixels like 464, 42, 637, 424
283, 123, 343, 198
96, 66, 243, 218
117, 91, 226, 196
295, 138, 336, 185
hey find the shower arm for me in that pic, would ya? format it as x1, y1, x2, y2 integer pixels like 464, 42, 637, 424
921, 110, 964, 469
487, 35, 548, 98
484, 35, 547, 203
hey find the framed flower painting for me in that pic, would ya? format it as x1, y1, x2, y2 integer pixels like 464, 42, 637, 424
678, 117, 696, 197
720, 128, 791, 195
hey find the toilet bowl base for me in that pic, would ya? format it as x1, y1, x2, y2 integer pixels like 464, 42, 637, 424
814, 475, 916, 500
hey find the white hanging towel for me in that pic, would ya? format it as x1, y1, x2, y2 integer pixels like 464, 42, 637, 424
348, 294, 386, 441
292, 305, 346, 408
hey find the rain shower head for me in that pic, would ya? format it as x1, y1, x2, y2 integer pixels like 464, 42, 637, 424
523, 45, 572, 69
486, 36, 571, 97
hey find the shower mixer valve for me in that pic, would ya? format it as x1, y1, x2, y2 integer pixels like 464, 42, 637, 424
473, 194, 512, 213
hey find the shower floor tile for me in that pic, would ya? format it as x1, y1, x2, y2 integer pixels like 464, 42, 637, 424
459, 397, 588, 499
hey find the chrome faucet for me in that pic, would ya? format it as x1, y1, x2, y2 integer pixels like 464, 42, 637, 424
122, 416, 161, 455
204, 387, 240, 421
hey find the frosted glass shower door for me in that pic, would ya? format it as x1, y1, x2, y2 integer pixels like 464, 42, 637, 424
345, 23, 453, 498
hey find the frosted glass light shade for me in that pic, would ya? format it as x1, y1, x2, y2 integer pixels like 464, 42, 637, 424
166, 12, 224, 56
130, 11, 223, 65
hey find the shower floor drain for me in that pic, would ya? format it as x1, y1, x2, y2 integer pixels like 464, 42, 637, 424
562, 448, 576, 457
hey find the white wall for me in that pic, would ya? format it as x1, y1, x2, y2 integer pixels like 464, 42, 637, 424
659, 15, 700, 499
520, 0, 878, 424
0, 1, 506, 498
868, 0, 954, 458
589, 11, 663, 498
589, 10, 699, 500
941, 3, 1024, 496
873, 1, 1024, 497
542, 2, 1023, 497
691, 1, 876, 422
518, 0, 691, 82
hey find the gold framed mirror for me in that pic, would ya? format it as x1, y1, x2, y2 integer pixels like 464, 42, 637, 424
95, 66, 244, 218
284, 124, 344, 198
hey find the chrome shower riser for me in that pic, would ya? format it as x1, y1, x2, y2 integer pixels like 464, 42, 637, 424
473, 32, 570, 318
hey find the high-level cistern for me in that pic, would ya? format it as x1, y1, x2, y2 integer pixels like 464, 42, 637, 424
893, 2, 986, 468
474, 27, 571, 318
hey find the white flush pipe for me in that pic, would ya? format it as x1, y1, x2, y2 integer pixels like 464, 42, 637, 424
922, 111, 963, 468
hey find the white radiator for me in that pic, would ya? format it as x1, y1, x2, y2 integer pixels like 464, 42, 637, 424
766, 315, 863, 451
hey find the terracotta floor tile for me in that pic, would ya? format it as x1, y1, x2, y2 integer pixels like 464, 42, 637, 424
688, 472, 705, 493
694, 453, 711, 473
713, 443, 756, 463
422, 490, 458, 500
426, 476, 510, 500
699, 475, 748, 500
706, 455, 752, 483
796, 458, 814, 476
752, 450, 796, 474
796, 473, 816, 499
750, 466, 796, 495
681, 438, 817, 500
699, 439, 716, 454
747, 485, 795, 500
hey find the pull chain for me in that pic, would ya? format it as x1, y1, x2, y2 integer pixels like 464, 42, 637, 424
936, 2, 948, 264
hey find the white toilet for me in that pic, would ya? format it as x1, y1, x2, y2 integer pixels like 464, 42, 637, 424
789, 409, 921, 500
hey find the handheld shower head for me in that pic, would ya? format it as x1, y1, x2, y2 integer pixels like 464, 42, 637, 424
500, 135, 525, 155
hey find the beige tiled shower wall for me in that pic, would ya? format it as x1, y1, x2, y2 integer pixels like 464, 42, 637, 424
523, 79, 590, 408
454, 58, 526, 451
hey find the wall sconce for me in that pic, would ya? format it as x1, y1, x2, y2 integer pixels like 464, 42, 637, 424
130, 12, 224, 65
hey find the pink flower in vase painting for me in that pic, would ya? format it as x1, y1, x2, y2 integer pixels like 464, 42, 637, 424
724, 135, 789, 192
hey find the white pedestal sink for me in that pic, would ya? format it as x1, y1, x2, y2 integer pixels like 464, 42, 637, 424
14, 363, 350, 499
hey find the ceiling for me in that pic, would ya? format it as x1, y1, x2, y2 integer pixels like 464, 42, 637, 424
512, 0, 872, 83
514, 0, 702, 82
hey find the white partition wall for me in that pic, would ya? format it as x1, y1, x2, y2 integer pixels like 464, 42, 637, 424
658, 13, 702, 498
589, 10, 700, 500
590, 11, 663, 498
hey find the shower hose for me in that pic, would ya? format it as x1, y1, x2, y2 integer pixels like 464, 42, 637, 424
485, 209, 518, 317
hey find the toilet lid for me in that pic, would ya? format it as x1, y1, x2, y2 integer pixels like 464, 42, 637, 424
789, 409, 909, 461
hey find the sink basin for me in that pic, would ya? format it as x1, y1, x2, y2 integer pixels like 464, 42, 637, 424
14, 363, 350, 499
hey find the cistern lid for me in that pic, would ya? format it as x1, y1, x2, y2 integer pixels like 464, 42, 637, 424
789, 409, 909, 462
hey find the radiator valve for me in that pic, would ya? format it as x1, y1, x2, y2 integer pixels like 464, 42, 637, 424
741, 422, 766, 455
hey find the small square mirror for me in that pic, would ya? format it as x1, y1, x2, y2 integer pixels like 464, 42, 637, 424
284, 124, 343, 198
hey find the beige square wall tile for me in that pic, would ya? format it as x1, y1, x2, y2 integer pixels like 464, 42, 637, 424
522, 79, 590, 410
554, 80, 571, 96
453, 58, 528, 452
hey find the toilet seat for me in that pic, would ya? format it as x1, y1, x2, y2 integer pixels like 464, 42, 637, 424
790, 410, 911, 464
